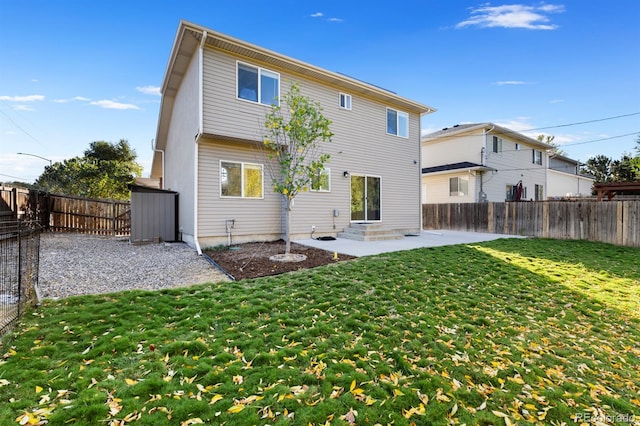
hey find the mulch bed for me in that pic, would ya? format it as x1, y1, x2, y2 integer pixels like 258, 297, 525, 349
203, 240, 356, 280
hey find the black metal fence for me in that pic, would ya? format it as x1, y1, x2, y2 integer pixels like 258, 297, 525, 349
0, 220, 41, 335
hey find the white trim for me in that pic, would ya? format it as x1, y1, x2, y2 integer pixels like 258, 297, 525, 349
219, 160, 265, 199
236, 60, 280, 106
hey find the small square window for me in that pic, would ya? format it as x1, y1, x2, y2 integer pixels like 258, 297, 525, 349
449, 176, 469, 196
515, 143, 521, 150
386, 108, 408, 138
339, 93, 351, 110
311, 168, 331, 192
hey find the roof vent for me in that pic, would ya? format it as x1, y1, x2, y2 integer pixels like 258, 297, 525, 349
453, 124, 460, 127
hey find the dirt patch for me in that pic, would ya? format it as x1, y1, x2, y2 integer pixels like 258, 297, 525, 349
204, 240, 357, 280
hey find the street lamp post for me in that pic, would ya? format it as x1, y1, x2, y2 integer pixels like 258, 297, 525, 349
17, 152, 52, 167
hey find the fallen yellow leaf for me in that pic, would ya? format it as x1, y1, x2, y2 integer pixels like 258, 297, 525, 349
227, 404, 245, 414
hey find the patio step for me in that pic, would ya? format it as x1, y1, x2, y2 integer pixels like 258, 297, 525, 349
337, 223, 405, 241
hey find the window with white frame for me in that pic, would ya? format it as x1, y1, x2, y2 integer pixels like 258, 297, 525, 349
237, 62, 280, 106
310, 168, 331, 192
339, 93, 351, 110
386, 108, 408, 138
535, 184, 544, 201
532, 149, 543, 165
449, 176, 469, 196
492, 136, 503, 153
220, 161, 263, 198
515, 143, 521, 150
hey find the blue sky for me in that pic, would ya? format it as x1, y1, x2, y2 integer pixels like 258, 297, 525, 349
1, 0, 638, 183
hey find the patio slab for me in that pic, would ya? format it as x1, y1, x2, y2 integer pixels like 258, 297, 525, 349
295, 230, 524, 257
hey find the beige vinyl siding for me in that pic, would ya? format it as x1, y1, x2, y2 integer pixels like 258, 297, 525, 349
421, 173, 477, 204
483, 134, 546, 202
163, 52, 200, 240
198, 47, 422, 238
422, 134, 484, 168
197, 139, 281, 246
202, 49, 270, 142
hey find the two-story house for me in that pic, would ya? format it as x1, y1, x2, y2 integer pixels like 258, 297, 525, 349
421, 123, 552, 203
150, 21, 435, 251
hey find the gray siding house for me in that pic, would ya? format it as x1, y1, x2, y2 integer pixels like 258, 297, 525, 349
150, 21, 435, 251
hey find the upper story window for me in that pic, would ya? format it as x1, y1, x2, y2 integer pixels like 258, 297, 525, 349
449, 176, 468, 196
532, 149, 543, 165
492, 136, 503, 153
237, 62, 280, 106
310, 168, 331, 192
387, 108, 408, 138
515, 143, 521, 150
220, 160, 264, 198
339, 93, 352, 110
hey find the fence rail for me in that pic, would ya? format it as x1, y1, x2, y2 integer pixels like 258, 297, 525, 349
423, 200, 640, 248
0, 186, 130, 235
0, 221, 41, 335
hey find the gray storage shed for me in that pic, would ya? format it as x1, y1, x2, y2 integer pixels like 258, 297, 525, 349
130, 185, 179, 244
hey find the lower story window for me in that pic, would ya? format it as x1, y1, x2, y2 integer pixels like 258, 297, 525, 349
449, 176, 469, 196
311, 168, 331, 192
220, 161, 263, 198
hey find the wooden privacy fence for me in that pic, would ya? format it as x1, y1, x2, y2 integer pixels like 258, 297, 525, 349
0, 186, 130, 235
423, 201, 640, 248
49, 194, 130, 235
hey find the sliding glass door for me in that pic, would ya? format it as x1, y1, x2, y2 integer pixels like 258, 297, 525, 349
350, 175, 381, 222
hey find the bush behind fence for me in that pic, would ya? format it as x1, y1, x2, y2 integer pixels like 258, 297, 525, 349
0, 221, 41, 335
423, 200, 640, 248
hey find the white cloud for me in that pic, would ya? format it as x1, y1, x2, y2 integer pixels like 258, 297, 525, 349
456, 4, 565, 30
310, 11, 344, 23
494, 80, 529, 85
53, 96, 92, 103
90, 100, 140, 110
136, 85, 161, 96
0, 95, 45, 102
549, 99, 564, 104
13, 105, 35, 111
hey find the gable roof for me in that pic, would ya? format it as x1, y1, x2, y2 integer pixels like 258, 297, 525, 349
423, 123, 553, 150
421, 161, 494, 175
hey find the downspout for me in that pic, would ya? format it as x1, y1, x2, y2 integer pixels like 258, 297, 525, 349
193, 30, 207, 256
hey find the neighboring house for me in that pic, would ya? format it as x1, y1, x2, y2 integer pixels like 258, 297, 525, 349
421, 123, 552, 203
547, 154, 595, 198
150, 21, 435, 250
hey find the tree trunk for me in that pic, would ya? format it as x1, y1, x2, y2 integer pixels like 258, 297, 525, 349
284, 198, 292, 255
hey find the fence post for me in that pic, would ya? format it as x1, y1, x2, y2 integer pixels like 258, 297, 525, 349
487, 202, 494, 233
17, 221, 22, 317
616, 202, 624, 246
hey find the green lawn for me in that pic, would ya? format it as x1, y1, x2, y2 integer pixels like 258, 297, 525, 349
1, 238, 639, 425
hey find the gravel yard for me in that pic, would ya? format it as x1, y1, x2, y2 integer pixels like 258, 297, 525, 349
38, 233, 229, 299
